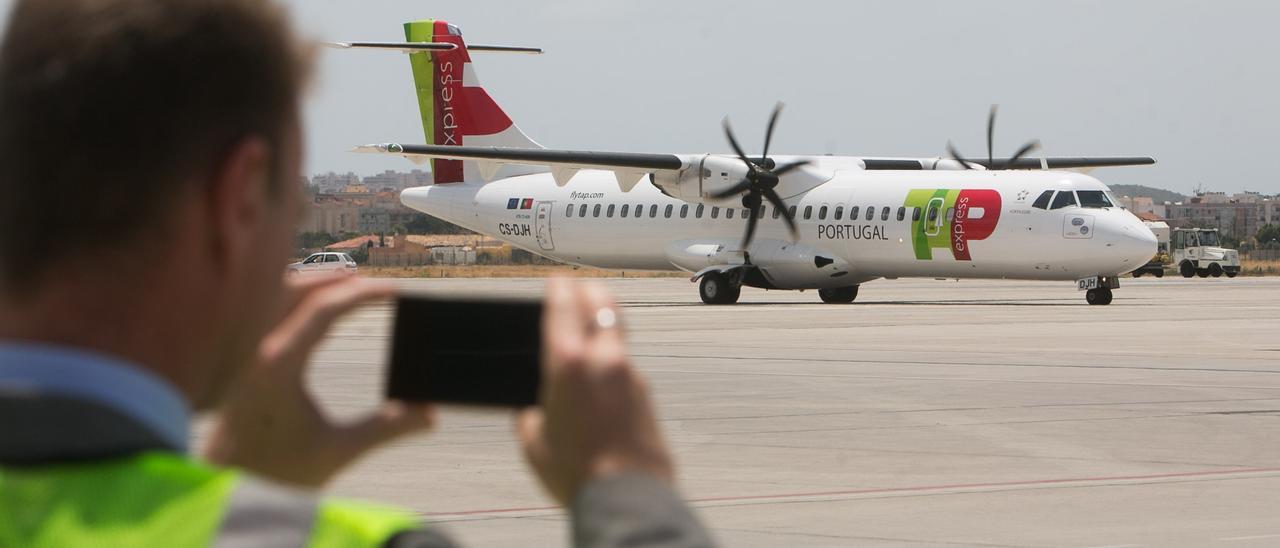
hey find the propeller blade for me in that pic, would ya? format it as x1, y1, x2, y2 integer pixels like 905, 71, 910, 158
741, 194, 761, 250
709, 178, 755, 200
946, 141, 974, 170
763, 188, 798, 241
722, 119, 756, 172
762, 102, 784, 160
986, 105, 997, 167
771, 159, 810, 177
1003, 140, 1042, 169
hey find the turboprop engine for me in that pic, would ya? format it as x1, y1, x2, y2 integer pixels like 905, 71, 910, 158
651, 155, 751, 203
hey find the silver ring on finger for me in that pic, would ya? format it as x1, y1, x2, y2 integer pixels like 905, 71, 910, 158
593, 307, 618, 331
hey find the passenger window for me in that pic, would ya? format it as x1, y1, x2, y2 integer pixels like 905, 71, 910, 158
818, 206, 828, 220
744, 209, 752, 219
849, 206, 859, 220
927, 207, 938, 222
757, 206, 766, 219
565, 204, 574, 217
912, 207, 921, 221
772, 206, 781, 219
1032, 190, 1054, 210
606, 204, 615, 218
881, 207, 891, 221
788, 206, 797, 219
1050, 191, 1077, 210
945, 207, 955, 221
649, 204, 658, 218
593, 204, 601, 217
726, 208, 735, 220
635, 204, 643, 218
804, 206, 813, 220
896, 207, 905, 221
664, 204, 673, 218
621, 204, 629, 217
696, 204, 705, 218
866, 207, 875, 221
834, 206, 844, 220
680, 204, 689, 218
579, 204, 588, 217
711, 207, 720, 219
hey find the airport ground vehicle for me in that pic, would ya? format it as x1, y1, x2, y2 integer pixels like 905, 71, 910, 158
287, 252, 359, 277
1171, 228, 1239, 278
1132, 221, 1168, 278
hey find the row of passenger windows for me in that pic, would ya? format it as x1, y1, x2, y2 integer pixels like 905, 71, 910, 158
565, 203, 949, 223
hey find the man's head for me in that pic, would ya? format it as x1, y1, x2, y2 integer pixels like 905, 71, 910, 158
0, 0, 312, 408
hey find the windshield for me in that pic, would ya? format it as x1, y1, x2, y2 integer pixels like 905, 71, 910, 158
1199, 231, 1220, 246
1076, 190, 1114, 208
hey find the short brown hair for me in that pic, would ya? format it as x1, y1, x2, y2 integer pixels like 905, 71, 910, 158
0, 0, 311, 292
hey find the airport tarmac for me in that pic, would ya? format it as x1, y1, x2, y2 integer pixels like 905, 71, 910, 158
204, 276, 1280, 547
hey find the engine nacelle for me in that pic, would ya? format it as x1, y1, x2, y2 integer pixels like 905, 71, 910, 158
651, 155, 750, 203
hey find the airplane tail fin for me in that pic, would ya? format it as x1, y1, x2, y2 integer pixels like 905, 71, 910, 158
402, 20, 543, 183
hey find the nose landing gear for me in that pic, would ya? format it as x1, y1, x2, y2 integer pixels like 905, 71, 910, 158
1078, 275, 1119, 306
1085, 287, 1114, 305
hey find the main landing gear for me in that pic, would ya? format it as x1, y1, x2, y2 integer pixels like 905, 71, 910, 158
818, 286, 859, 304
699, 271, 742, 305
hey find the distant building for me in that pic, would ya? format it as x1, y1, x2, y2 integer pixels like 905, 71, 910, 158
1117, 195, 1168, 219
362, 169, 433, 193
1165, 194, 1278, 241
311, 172, 361, 194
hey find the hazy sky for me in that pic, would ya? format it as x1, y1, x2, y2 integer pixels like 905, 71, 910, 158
3, 1, 1278, 195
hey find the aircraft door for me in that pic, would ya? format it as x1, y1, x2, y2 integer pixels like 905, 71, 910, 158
535, 201, 556, 251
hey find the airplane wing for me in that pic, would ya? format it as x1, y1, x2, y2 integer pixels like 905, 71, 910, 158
862, 157, 1156, 170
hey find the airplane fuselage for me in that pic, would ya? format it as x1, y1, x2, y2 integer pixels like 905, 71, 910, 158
401, 158, 1157, 292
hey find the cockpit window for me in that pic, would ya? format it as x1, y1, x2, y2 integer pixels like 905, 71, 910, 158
1031, 190, 1053, 210
1077, 190, 1113, 209
1050, 191, 1077, 210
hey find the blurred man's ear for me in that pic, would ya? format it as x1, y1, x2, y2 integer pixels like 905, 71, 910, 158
206, 137, 273, 281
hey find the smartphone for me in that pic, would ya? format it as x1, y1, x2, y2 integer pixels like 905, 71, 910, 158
386, 294, 542, 407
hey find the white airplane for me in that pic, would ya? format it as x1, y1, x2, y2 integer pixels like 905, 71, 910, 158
337, 20, 1158, 305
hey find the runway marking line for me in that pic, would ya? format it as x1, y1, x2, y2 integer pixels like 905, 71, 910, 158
420, 466, 1280, 520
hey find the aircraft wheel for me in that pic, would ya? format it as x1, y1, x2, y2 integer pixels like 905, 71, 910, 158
818, 286, 859, 304
1208, 263, 1224, 278
699, 272, 741, 305
1132, 271, 1142, 278
1180, 261, 1196, 278
1154, 269, 1165, 278
1086, 287, 1113, 306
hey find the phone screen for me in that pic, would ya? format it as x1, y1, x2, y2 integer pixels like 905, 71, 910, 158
386, 295, 542, 407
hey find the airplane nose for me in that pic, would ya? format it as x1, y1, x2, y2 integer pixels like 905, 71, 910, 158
1112, 217, 1158, 270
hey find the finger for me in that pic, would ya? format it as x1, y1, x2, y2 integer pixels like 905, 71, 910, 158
543, 277, 587, 372
515, 408, 547, 466
261, 277, 396, 372
577, 282, 626, 363
279, 272, 358, 315
339, 401, 435, 451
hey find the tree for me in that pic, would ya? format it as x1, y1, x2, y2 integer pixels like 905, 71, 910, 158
1258, 224, 1280, 248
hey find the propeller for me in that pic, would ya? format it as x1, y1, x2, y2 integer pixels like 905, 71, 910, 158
946, 105, 1042, 170
710, 102, 809, 250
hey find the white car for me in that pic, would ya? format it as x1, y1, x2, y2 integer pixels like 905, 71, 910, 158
287, 252, 358, 277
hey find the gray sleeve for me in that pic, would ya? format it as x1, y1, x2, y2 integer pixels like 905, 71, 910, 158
570, 473, 716, 548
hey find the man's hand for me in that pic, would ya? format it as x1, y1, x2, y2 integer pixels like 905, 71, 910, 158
517, 278, 674, 506
205, 275, 433, 487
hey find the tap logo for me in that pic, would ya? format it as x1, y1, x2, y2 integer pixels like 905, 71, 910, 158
903, 189, 1002, 261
